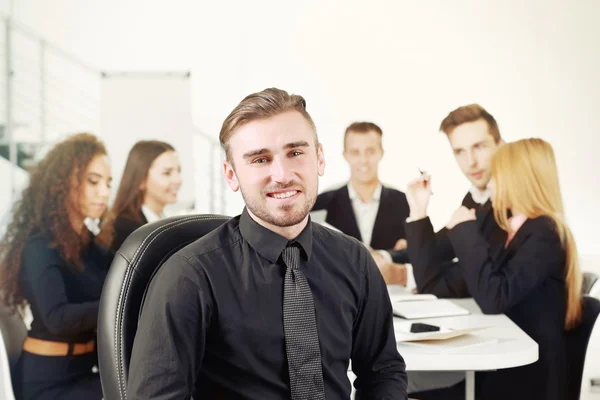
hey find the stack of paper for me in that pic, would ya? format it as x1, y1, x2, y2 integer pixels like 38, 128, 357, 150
392, 298, 470, 319
395, 325, 488, 342
398, 332, 497, 354
389, 293, 437, 303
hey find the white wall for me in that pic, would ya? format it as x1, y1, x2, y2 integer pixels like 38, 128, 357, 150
100, 74, 198, 212
2, 0, 599, 267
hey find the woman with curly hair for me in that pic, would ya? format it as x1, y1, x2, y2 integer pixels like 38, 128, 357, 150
110, 140, 182, 252
0, 133, 113, 399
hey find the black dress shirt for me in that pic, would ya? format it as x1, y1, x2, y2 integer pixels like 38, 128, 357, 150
19, 231, 113, 343
128, 208, 407, 400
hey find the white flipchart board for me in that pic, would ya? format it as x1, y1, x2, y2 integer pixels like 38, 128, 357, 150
100, 72, 217, 214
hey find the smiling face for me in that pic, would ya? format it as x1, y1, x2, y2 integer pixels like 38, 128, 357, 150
343, 130, 383, 184
223, 111, 325, 232
143, 150, 182, 211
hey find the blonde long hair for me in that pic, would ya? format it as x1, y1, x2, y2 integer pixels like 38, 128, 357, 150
491, 138, 582, 330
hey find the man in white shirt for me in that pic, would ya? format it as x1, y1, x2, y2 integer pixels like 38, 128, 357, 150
312, 122, 411, 286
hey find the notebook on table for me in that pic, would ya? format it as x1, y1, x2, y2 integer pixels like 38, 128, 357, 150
392, 298, 470, 319
389, 293, 437, 303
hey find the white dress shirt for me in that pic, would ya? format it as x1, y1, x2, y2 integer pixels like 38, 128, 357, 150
469, 186, 490, 205
347, 182, 383, 247
348, 182, 418, 290
142, 204, 163, 224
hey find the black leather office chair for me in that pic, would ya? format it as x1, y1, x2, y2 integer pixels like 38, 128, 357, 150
583, 272, 599, 297
566, 295, 600, 399
0, 305, 27, 399
97, 214, 229, 400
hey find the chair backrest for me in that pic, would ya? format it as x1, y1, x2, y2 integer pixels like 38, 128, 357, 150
0, 333, 15, 400
97, 214, 229, 400
566, 295, 600, 399
0, 305, 27, 400
580, 314, 600, 399
582, 272, 600, 299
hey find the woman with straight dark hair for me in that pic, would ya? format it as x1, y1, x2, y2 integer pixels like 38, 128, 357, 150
110, 140, 182, 252
0, 133, 113, 399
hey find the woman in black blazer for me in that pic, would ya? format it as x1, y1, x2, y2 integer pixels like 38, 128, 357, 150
406, 138, 582, 400
0, 133, 113, 399
109, 140, 182, 252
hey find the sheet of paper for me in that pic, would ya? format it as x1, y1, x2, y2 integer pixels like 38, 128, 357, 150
392, 299, 470, 319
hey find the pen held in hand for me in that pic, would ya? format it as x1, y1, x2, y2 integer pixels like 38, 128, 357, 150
417, 168, 433, 195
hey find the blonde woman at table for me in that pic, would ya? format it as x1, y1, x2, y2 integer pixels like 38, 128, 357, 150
405, 138, 582, 400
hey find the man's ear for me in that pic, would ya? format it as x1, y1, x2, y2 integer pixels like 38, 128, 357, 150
317, 143, 326, 177
223, 160, 240, 192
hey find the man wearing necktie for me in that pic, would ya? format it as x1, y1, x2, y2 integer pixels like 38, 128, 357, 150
127, 88, 408, 399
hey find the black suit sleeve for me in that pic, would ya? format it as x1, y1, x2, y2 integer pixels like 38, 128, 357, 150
312, 191, 336, 211
448, 218, 564, 314
404, 217, 469, 297
389, 249, 410, 264
111, 216, 142, 253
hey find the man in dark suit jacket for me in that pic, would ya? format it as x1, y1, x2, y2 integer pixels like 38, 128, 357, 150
312, 122, 411, 285
403, 104, 507, 397
402, 104, 506, 298
313, 184, 409, 251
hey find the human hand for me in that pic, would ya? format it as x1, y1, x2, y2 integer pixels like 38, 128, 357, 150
406, 172, 432, 220
379, 263, 408, 286
369, 249, 388, 268
446, 206, 476, 230
393, 238, 407, 250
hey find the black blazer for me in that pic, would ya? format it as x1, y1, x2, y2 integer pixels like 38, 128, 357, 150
404, 192, 506, 297
409, 215, 568, 400
312, 184, 410, 253
17, 231, 111, 397
111, 212, 147, 253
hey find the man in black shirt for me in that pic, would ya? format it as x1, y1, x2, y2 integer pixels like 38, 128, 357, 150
127, 88, 408, 399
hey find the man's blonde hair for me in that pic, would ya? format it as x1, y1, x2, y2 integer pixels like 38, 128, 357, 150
219, 88, 317, 161
440, 104, 501, 143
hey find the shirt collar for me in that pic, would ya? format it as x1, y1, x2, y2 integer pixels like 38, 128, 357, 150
347, 182, 383, 202
469, 186, 490, 205
141, 204, 163, 223
83, 217, 101, 235
239, 207, 313, 263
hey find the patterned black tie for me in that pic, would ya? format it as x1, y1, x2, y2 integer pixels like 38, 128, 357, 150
281, 243, 326, 400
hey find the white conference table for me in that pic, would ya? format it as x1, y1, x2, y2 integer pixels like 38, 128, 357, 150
349, 288, 539, 400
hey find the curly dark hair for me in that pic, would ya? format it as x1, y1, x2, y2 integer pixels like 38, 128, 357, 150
0, 133, 111, 313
